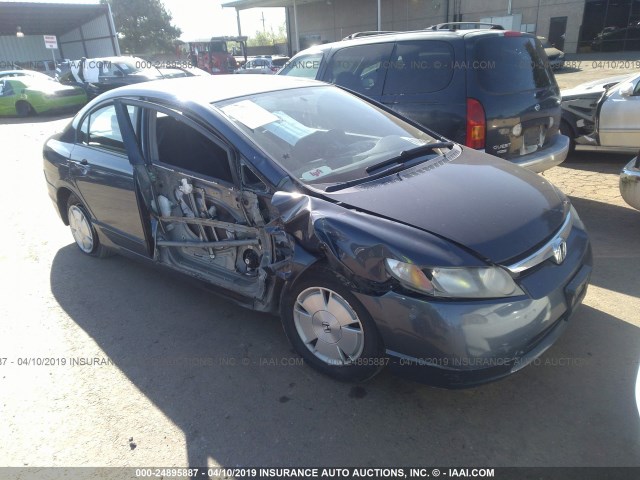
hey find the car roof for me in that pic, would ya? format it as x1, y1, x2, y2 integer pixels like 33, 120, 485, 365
91, 74, 326, 104
298, 28, 529, 53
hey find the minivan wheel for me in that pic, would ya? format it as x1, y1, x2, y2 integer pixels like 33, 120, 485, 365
67, 195, 110, 258
15, 101, 34, 117
281, 269, 385, 382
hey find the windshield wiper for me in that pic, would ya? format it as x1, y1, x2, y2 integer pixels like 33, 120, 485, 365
365, 141, 454, 174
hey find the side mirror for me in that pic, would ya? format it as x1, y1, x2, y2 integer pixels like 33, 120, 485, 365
619, 83, 634, 97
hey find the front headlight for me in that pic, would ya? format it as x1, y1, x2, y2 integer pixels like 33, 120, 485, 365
385, 258, 524, 298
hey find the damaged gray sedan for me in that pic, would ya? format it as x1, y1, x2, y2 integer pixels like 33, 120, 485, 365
44, 76, 592, 387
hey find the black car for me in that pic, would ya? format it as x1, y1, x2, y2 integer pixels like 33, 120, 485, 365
57, 57, 208, 99
279, 29, 569, 173
43, 76, 592, 387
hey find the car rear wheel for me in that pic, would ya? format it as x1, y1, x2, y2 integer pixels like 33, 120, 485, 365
281, 269, 385, 382
15, 101, 33, 117
67, 194, 110, 258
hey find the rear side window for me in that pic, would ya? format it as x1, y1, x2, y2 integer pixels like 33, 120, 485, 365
325, 43, 393, 96
473, 36, 554, 93
383, 41, 454, 94
279, 53, 323, 79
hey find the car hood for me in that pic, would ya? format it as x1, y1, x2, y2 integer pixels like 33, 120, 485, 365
320, 148, 568, 264
562, 73, 635, 99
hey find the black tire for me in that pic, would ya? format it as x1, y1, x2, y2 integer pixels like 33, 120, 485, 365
560, 120, 576, 155
15, 101, 33, 117
66, 194, 111, 258
281, 268, 385, 382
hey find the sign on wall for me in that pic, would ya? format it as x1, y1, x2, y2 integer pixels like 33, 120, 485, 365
43, 35, 58, 49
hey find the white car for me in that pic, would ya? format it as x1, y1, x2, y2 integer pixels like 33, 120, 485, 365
235, 57, 289, 75
561, 72, 640, 153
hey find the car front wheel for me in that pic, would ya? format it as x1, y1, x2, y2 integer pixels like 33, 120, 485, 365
67, 195, 110, 258
281, 269, 385, 382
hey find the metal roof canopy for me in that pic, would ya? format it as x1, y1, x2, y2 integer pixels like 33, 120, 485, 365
222, 0, 383, 54
222, 0, 321, 9
0, 2, 109, 36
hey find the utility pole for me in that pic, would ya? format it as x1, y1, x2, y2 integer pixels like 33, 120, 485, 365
261, 11, 266, 32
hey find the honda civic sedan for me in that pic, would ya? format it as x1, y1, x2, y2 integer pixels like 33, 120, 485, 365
43, 76, 592, 387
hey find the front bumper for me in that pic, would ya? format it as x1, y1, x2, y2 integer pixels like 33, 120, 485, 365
620, 157, 640, 211
510, 133, 570, 173
355, 225, 592, 388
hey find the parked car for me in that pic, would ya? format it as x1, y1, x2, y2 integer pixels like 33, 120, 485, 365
538, 37, 565, 70
620, 155, 640, 210
13, 60, 58, 77
235, 56, 290, 74
43, 75, 592, 387
0, 69, 57, 82
591, 26, 640, 52
279, 29, 569, 173
0, 77, 86, 116
157, 66, 211, 78
561, 72, 640, 153
57, 57, 165, 98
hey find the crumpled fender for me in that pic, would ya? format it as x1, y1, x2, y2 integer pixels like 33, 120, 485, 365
271, 191, 485, 295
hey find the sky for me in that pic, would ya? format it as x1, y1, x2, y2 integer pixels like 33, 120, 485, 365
163, 1, 286, 40
44, 0, 287, 40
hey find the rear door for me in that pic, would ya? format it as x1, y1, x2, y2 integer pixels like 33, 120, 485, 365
466, 33, 561, 158
380, 39, 466, 143
0, 80, 18, 116
598, 75, 640, 148
68, 102, 150, 256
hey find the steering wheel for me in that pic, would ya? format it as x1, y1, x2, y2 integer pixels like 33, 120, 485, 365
292, 129, 348, 164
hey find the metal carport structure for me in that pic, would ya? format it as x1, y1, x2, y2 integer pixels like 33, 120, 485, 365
0, 1, 120, 65
222, 0, 384, 54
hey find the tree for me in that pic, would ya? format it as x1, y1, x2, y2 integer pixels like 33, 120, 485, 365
247, 24, 287, 47
102, 0, 182, 55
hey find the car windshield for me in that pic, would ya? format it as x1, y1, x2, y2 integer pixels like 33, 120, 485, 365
112, 59, 157, 75
214, 86, 444, 187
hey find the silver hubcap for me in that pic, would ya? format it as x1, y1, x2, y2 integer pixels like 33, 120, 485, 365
68, 205, 94, 253
293, 287, 364, 366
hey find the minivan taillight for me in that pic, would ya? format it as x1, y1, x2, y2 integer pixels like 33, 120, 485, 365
466, 98, 486, 149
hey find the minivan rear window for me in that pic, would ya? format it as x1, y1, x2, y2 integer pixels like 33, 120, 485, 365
383, 41, 454, 94
473, 36, 554, 93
